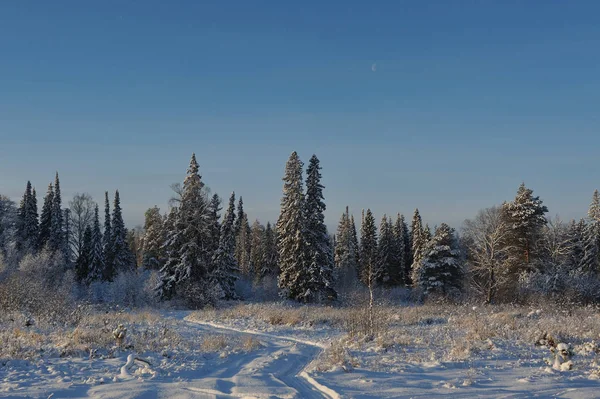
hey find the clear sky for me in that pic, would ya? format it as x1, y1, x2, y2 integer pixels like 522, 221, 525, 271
1, 1, 599, 231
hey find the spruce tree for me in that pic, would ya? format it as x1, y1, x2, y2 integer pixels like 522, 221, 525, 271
17, 181, 38, 252
359, 209, 378, 285
234, 196, 245, 236
110, 190, 134, 276
334, 207, 359, 277
410, 209, 426, 285
277, 151, 310, 301
75, 225, 93, 283
88, 204, 105, 282
235, 213, 252, 275
502, 183, 548, 270
377, 216, 394, 286
211, 192, 239, 299
581, 190, 600, 273
158, 154, 212, 302
304, 155, 336, 300
142, 206, 166, 270
63, 208, 72, 265
417, 223, 462, 295
49, 172, 64, 254
350, 215, 360, 267
38, 183, 54, 251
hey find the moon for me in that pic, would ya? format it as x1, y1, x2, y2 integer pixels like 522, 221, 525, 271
371, 63, 377, 72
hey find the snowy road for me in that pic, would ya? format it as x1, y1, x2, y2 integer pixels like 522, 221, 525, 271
183, 317, 340, 399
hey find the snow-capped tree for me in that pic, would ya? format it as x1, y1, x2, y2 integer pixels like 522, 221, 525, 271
277, 151, 311, 301
37, 183, 54, 251
392, 214, 408, 286
16, 181, 38, 253
88, 204, 105, 282
581, 190, 600, 273
68, 193, 95, 264
142, 206, 166, 270
359, 209, 379, 285
110, 190, 134, 276
49, 172, 64, 254
377, 215, 394, 286
211, 192, 238, 299
234, 196, 245, 237
502, 183, 548, 270
417, 223, 462, 296
410, 208, 426, 285
304, 155, 336, 300
0, 195, 17, 257
567, 218, 587, 272
158, 154, 212, 303
249, 220, 265, 278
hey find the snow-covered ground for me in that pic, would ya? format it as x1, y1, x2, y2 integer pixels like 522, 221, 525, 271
3, 304, 600, 398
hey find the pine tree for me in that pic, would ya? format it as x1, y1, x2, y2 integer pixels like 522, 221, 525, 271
304, 155, 336, 300
110, 190, 134, 276
158, 154, 212, 302
142, 206, 166, 270
277, 151, 310, 301
49, 172, 64, 254
377, 216, 394, 286
581, 190, 600, 273
249, 220, 266, 279
211, 192, 239, 299
75, 225, 93, 283
208, 194, 222, 254
359, 209, 379, 285
334, 207, 359, 277
102, 191, 112, 280
410, 209, 426, 285
38, 183, 54, 251
417, 223, 462, 295
88, 204, 105, 282
502, 183, 548, 270
392, 214, 408, 285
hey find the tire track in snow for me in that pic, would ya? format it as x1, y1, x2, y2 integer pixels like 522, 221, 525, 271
185, 317, 340, 399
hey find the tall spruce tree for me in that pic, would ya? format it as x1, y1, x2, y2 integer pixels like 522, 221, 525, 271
234, 196, 245, 236
158, 154, 212, 301
102, 191, 112, 280
110, 190, 134, 275
88, 204, 105, 281
502, 183, 548, 270
359, 209, 379, 285
211, 192, 238, 299
392, 213, 408, 286
17, 181, 39, 252
581, 190, 600, 273
235, 213, 252, 275
49, 172, 64, 254
277, 151, 310, 301
304, 155, 336, 300
410, 209, 426, 285
38, 183, 54, 251
334, 207, 359, 276
417, 223, 462, 295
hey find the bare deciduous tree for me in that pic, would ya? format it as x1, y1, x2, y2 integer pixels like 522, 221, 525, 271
68, 193, 95, 261
462, 206, 512, 303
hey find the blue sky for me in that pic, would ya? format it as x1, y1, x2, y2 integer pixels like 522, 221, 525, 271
1, 1, 599, 230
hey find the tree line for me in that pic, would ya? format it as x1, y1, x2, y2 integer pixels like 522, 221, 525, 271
1, 153, 599, 305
